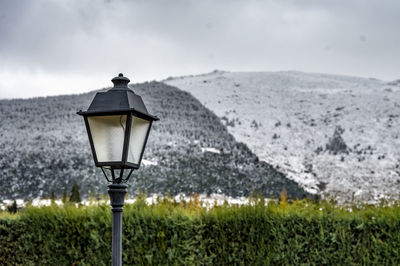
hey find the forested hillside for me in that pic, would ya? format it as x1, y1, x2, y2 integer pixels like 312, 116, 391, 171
0, 82, 311, 200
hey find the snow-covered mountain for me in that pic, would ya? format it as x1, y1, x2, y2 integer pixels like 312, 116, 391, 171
165, 71, 400, 203
0, 81, 311, 200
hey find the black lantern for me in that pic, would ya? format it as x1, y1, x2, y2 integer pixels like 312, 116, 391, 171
78, 73, 159, 184
78, 73, 158, 266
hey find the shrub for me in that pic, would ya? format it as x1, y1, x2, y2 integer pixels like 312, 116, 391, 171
1, 199, 400, 265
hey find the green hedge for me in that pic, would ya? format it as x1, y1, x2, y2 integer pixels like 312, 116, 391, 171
1, 198, 400, 265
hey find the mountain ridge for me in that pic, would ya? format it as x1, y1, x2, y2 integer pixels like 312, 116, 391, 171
0, 81, 311, 200
165, 70, 400, 203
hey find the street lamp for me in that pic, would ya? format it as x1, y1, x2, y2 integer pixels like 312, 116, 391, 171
78, 73, 158, 266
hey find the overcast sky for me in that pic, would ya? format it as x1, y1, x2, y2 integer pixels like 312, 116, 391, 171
0, 0, 399, 99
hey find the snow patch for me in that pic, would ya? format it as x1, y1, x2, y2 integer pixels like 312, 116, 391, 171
142, 159, 158, 166
201, 147, 221, 154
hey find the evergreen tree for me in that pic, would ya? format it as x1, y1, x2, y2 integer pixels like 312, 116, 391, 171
7, 200, 18, 214
50, 191, 55, 205
62, 187, 68, 203
70, 184, 81, 203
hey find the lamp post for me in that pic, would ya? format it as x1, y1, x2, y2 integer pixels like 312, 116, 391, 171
78, 73, 158, 266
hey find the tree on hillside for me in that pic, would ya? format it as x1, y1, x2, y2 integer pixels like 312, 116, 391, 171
50, 191, 55, 205
70, 184, 81, 203
62, 187, 68, 203
325, 126, 349, 155
7, 200, 18, 214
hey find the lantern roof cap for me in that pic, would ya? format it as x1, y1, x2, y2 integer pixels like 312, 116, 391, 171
111, 73, 130, 90
77, 73, 159, 121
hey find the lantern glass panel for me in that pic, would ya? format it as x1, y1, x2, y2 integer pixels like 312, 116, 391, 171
87, 115, 127, 162
127, 116, 150, 164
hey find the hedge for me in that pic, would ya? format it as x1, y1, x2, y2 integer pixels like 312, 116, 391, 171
1, 198, 400, 265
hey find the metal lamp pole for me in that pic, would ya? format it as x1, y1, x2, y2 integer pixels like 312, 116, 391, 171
108, 183, 128, 266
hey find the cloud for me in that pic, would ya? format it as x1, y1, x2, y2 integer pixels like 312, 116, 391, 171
0, 0, 399, 98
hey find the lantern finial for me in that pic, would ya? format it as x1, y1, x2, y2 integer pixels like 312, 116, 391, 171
111, 73, 130, 88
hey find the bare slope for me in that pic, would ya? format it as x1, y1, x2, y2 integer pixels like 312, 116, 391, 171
165, 71, 400, 203
0, 82, 311, 200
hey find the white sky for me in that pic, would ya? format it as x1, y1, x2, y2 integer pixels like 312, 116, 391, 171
0, 0, 399, 99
